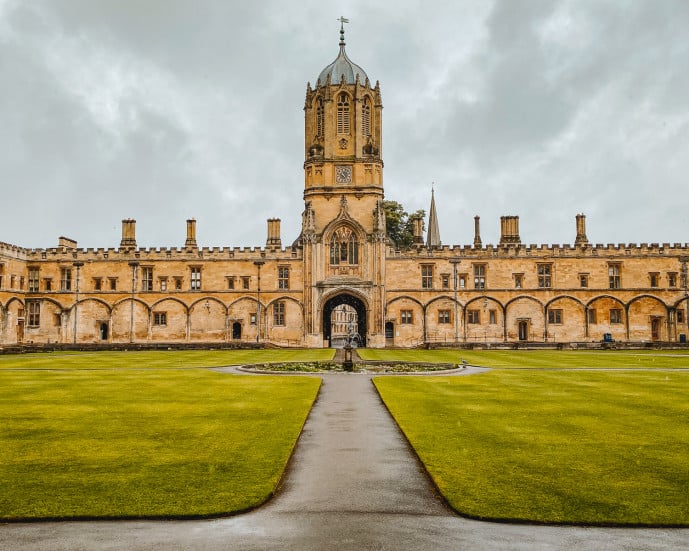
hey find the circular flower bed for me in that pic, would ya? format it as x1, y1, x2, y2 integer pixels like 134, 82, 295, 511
246, 361, 458, 373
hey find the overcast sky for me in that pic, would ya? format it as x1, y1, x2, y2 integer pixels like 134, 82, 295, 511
2, 0, 688, 250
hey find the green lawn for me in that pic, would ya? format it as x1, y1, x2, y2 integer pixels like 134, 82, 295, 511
359, 348, 689, 369
374, 371, 689, 525
0, 348, 335, 370
0, 365, 321, 520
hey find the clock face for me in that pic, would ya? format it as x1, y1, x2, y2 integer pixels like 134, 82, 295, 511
336, 165, 353, 184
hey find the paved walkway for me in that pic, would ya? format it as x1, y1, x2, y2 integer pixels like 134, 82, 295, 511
1, 372, 687, 550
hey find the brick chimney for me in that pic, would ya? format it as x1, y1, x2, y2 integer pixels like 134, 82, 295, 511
575, 213, 588, 245
499, 215, 521, 245
120, 219, 137, 248
185, 218, 198, 248
473, 216, 482, 247
412, 214, 424, 245
266, 218, 282, 248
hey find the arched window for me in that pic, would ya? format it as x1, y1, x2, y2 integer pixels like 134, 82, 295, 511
316, 97, 324, 138
362, 97, 371, 137
330, 226, 359, 265
337, 93, 350, 134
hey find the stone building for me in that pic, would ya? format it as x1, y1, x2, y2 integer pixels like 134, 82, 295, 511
1, 25, 688, 348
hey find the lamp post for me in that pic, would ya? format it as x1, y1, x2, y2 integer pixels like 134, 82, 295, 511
72, 261, 84, 344
449, 258, 461, 344
128, 261, 139, 343
254, 260, 265, 343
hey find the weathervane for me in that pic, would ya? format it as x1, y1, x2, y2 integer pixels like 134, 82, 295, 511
338, 16, 349, 45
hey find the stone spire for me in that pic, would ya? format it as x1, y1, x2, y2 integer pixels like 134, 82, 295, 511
426, 185, 441, 249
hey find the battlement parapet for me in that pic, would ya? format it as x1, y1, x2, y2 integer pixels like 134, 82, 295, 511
388, 241, 689, 260
20, 244, 302, 262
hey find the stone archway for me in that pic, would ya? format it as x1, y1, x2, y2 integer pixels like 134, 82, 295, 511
322, 293, 367, 347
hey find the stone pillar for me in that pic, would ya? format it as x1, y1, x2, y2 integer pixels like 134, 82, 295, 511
499, 215, 520, 245
266, 218, 282, 248
473, 215, 482, 247
120, 219, 137, 248
185, 218, 198, 248
575, 213, 588, 245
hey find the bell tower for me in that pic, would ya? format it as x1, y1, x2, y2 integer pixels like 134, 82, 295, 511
303, 19, 384, 234
300, 20, 387, 348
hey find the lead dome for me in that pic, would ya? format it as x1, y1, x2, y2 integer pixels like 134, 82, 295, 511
316, 25, 369, 86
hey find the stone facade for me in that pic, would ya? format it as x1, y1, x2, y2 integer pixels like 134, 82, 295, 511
1, 27, 688, 348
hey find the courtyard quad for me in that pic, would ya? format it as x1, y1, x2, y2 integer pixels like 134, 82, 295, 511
0, 350, 325, 520
372, 350, 689, 525
2, 348, 689, 526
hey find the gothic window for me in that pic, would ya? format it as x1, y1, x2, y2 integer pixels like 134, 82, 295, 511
28, 267, 39, 292
668, 272, 678, 287
421, 265, 433, 289
537, 264, 552, 288
548, 309, 563, 324
473, 265, 486, 289
27, 301, 40, 326
190, 267, 201, 290
316, 97, 324, 138
329, 226, 359, 266
337, 93, 350, 134
468, 310, 480, 324
649, 272, 659, 288
514, 274, 523, 289
400, 310, 413, 324
60, 268, 72, 291
362, 97, 371, 137
278, 266, 290, 289
142, 267, 153, 292
274, 301, 285, 326
609, 264, 621, 289
153, 312, 167, 326
441, 274, 449, 289
438, 310, 450, 324
610, 308, 623, 324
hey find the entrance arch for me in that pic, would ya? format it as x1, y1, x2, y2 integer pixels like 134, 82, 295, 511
322, 293, 367, 347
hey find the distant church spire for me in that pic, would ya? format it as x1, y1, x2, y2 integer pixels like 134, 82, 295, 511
426, 184, 441, 249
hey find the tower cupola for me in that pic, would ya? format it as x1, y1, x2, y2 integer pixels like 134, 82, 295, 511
317, 19, 369, 86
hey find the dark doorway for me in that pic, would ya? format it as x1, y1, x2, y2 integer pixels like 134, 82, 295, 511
232, 322, 242, 340
518, 320, 529, 341
100, 323, 108, 341
651, 317, 661, 341
322, 293, 367, 347
385, 321, 394, 347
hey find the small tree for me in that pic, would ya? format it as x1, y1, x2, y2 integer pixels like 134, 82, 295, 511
383, 200, 425, 250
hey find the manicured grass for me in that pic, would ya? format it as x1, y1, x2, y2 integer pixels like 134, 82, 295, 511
359, 348, 689, 369
0, 348, 335, 370
374, 371, 689, 525
0, 368, 320, 520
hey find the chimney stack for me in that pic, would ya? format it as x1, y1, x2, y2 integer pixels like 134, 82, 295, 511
266, 218, 282, 248
120, 219, 137, 248
473, 216, 482, 247
58, 236, 77, 250
499, 215, 521, 245
185, 218, 198, 248
412, 214, 424, 245
575, 213, 588, 245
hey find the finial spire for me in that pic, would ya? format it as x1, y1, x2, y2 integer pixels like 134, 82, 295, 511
338, 16, 349, 46
426, 184, 441, 249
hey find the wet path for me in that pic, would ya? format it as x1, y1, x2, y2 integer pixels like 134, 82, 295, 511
1, 372, 688, 550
